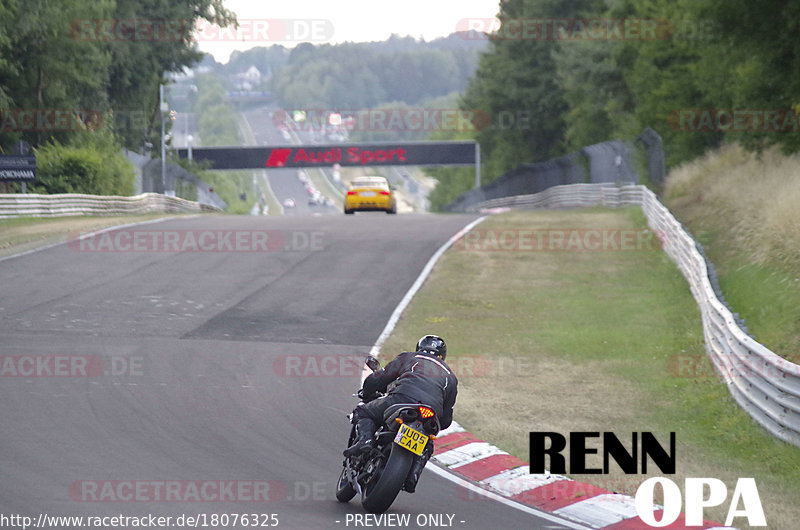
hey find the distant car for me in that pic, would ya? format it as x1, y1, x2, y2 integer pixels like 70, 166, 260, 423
308, 192, 324, 206
344, 176, 396, 215
283, 198, 296, 208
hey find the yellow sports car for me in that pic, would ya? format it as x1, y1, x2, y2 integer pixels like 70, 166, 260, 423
344, 176, 397, 214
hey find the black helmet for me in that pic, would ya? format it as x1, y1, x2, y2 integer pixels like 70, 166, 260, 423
415, 335, 447, 360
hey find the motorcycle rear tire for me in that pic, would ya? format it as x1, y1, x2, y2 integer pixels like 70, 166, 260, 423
361, 443, 414, 514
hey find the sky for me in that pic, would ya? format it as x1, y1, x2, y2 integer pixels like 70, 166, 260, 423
196, 0, 501, 63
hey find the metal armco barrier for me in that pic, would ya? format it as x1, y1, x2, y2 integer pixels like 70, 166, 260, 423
445, 137, 642, 213
468, 183, 800, 448
0, 192, 220, 219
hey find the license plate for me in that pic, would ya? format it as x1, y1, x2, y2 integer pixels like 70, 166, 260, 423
393, 424, 428, 456
359, 191, 376, 197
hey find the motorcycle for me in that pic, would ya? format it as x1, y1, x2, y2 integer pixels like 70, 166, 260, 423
335, 356, 441, 514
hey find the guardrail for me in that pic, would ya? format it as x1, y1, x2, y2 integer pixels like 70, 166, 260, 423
0, 192, 221, 219
466, 182, 800, 448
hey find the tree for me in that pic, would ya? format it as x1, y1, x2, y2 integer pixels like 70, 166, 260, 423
694, 0, 800, 154
107, 0, 236, 150
0, 0, 113, 149
460, 0, 592, 179
0, 0, 237, 196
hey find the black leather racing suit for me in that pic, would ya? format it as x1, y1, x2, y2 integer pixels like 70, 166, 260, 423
347, 351, 458, 491
356, 350, 458, 430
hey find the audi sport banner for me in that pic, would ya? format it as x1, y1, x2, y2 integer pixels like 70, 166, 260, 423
176, 142, 476, 170
0, 155, 36, 182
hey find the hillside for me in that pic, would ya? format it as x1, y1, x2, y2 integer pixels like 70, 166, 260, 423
206, 33, 488, 110
664, 143, 800, 359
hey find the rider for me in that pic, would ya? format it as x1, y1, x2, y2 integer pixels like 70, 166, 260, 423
344, 335, 458, 493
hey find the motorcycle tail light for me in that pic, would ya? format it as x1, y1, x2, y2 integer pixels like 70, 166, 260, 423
419, 406, 434, 419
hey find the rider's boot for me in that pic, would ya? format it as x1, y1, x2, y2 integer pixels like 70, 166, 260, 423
403, 445, 432, 493
343, 418, 376, 457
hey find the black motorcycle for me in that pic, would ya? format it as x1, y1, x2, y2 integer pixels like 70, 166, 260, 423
336, 356, 441, 514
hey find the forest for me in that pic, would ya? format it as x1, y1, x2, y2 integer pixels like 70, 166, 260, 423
0, 0, 234, 193
448, 0, 800, 193
205, 0, 800, 209
3, 0, 799, 203
415, 0, 800, 207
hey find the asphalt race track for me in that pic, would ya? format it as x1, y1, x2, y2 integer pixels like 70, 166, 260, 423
0, 214, 586, 529
242, 107, 339, 217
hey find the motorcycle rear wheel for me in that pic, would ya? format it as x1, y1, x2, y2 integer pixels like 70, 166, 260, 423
361, 443, 414, 514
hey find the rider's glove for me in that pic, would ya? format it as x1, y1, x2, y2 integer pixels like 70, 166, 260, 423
358, 389, 380, 402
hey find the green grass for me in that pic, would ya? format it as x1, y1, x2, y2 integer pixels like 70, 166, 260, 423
664, 142, 800, 361
257, 173, 283, 216
381, 207, 800, 528
712, 258, 800, 357
0, 216, 68, 229
201, 169, 259, 215
0, 214, 181, 258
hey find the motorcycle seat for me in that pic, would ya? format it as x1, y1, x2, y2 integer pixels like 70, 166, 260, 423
383, 403, 424, 423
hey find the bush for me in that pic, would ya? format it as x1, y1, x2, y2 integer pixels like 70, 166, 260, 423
31, 140, 135, 196
426, 166, 473, 212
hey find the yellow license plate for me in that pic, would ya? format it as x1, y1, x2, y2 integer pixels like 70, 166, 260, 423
393, 423, 428, 456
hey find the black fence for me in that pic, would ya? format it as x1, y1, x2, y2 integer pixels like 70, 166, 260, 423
445, 130, 663, 212
126, 150, 226, 211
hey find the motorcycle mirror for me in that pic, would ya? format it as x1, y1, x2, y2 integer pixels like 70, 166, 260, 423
365, 356, 381, 371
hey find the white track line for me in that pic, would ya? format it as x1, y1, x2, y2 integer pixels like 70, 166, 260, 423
367, 215, 488, 358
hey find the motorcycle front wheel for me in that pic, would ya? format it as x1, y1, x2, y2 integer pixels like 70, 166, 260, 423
335, 465, 357, 502
360, 443, 414, 514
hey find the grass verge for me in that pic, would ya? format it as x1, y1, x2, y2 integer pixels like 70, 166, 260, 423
0, 214, 184, 259
381, 208, 800, 529
664, 143, 800, 359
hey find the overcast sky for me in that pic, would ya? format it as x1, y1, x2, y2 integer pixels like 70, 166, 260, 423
197, 0, 501, 63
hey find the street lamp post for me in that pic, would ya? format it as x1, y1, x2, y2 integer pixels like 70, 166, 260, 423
475, 142, 481, 189
160, 84, 168, 193
160, 82, 197, 195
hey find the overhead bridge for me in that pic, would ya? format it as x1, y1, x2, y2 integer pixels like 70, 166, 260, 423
176, 140, 479, 171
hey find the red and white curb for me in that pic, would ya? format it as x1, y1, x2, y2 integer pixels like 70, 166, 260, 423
430, 423, 733, 529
